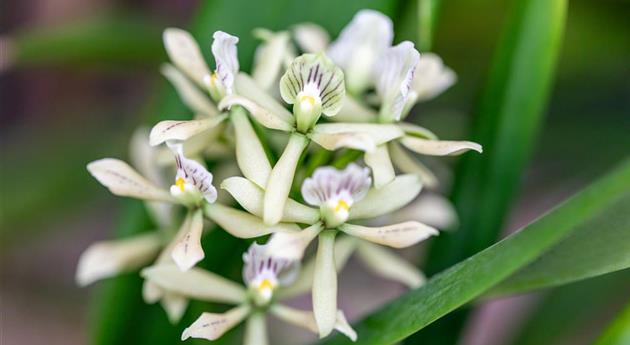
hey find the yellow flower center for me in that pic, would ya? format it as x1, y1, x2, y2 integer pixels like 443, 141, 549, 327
335, 199, 350, 213
209, 72, 219, 86
176, 177, 186, 192
257, 278, 274, 292
299, 95, 316, 107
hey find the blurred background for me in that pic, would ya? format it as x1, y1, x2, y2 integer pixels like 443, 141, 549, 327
1, 0, 628, 344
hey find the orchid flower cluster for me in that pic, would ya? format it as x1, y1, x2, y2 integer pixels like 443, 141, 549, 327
77, 9, 482, 344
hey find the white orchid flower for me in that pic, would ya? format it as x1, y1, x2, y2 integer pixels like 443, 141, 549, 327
221, 53, 402, 226
221, 163, 437, 336
141, 242, 357, 344
327, 9, 393, 95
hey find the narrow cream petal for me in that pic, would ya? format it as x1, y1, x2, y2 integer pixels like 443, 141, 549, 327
234, 72, 294, 123
171, 209, 205, 271
312, 123, 404, 148
76, 233, 162, 286
219, 94, 293, 131
129, 127, 174, 228
292, 23, 330, 53
310, 131, 376, 152
339, 221, 438, 248
87, 158, 176, 203
356, 241, 425, 288
244, 313, 269, 345
161, 63, 218, 117
149, 115, 227, 146
182, 305, 250, 341
313, 231, 338, 337
388, 142, 438, 188
270, 304, 318, 333
163, 28, 210, 87
277, 235, 356, 300
263, 134, 309, 225
392, 193, 458, 230
204, 203, 301, 238
221, 177, 319, 224
143, 280, 164, 303
397, 122, 438, 140
364, 145, 395, 188
334, 310, 357, 342
161, 292, 189, 324
230, 107, 272, 188
332, 96, 378, 123
265, 222, 323, 260
375, 41, 420, 122
349, 174, 422, 220
400, 136, 483, 156
142, 264, 246, 303
251, 29, 291, 91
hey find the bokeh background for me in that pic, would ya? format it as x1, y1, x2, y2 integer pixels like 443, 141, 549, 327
1, 0, 629, 344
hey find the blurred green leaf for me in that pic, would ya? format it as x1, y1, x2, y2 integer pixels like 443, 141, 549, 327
414, 0, 566, 342
417, 0, 441, 51
318, 159, 630, 345
12, 16, 164, 68
490, 195, 630, 296
594, 300, 630, 345
510, 270, 630, 345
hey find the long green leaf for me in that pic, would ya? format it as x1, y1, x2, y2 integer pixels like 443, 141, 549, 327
317, 159, 630, 345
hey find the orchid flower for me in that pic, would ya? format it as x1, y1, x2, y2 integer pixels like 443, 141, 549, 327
221, 163, 438, 336
220, 52, 409, 225
141, 243, 357, 344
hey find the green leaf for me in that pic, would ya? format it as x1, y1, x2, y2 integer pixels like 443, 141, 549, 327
594, 300, 630, 345
317, 159, 630, 345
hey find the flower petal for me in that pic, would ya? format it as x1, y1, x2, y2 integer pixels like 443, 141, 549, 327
374, 41, 420, 122
269, 304, 318, 332
76, 233, 162, 286
221, 176, 319, 224
332, 96, 378, 123
280, 53, 345, 117
219, 94, 293, 131
142, 264, 247, 303
334, 310, 357, 342
339, 221, 438, 248
292, 23, 330, 54
161, 292, 189, 324
226, 108, 272, 189
149, 115, 227, 146
265, 222, 323, 261
397, 122, 438, 140
163, 28, 210, 87
310, 131, 376, 152
161, 63, 218, 117
392, 193, 458, 230
327, 9, 393, 94
313, 231, 338, 337
412, 53, 457, 102
211, 31, 240, 95
129, 128, 174, 228
313, 123, 404, 147
87, 158, 175, 203
171, 209, 205, 271
400, 136, 483, 156
244, 312, 269, 345
263, 133, 309, 225
277, 236, 356, 300
364, 145, 395, 188
204, 203, 301, 238
182, 305, 250, 341
349, 174, 423, 220
388, 142, 439, 188
356, 241, 425, 288
251, 29, 292, 91
234, 72, 295, 123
